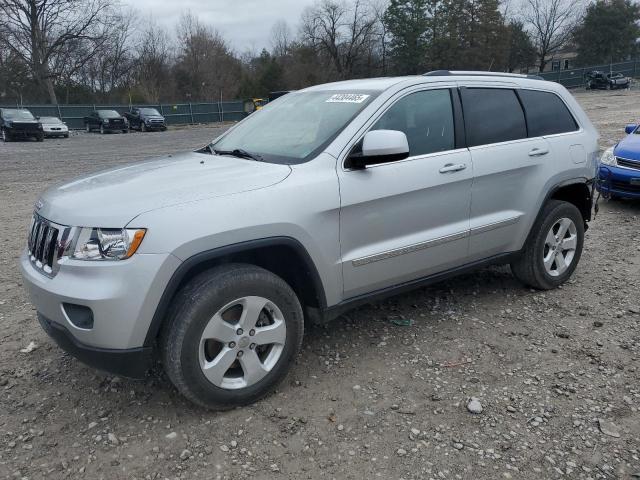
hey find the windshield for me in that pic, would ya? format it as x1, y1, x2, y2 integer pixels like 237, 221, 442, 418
40, 117, 62, 124
211, 90, 378, 164
4, 110, 35, 121
98, 110, 121, 118
139, 108, 161, 115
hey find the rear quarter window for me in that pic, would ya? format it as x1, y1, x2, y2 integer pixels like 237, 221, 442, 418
518, 90, 578, 137
461, 88, 527, 147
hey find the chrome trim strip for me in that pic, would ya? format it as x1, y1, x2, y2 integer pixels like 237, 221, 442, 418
351, 215, 523, 267
615, 156, 640, 171
351, 230, 469, 267
470, 215, 522, 235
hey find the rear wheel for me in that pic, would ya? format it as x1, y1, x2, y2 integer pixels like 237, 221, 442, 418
511, 200, 584, 290
160, 264, 304, 410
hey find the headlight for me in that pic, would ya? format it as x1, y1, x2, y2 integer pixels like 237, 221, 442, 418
71, 228, 146, 261
600, 147, 617, 166
104, 119, 110, 124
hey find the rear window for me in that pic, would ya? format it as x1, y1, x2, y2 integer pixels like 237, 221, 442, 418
461, 88, 527, 147
518, 90, 578, 137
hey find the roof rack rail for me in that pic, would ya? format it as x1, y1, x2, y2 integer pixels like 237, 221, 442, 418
423, 70, 544, 80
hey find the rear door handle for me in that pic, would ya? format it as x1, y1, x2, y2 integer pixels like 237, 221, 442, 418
528, 148, 549, 157
439, 163, 467, 173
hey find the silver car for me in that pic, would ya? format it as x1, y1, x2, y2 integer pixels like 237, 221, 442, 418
20, 71, 599, 409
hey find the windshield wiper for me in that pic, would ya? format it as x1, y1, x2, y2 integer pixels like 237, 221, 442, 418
212, 148, 264, 162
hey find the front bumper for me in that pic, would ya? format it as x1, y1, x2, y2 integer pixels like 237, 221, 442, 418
38, 314, 152, 378
597, 164, 640, 199
20, 249, 181, 351
43, 127, 68, 137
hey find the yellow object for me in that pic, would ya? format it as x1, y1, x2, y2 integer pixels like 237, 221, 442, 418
125, 229, 147, 258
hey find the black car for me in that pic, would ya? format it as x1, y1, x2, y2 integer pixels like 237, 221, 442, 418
0, 108, 44, 142
84, 110, 128, 134
124, 107, 167, 132
585, 70, 630, 90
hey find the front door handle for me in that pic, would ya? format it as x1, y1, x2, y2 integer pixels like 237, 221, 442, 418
439, 163, 467, 173
528, 148, 549, 157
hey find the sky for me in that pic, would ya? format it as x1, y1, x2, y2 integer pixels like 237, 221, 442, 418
123, 0, 318, 53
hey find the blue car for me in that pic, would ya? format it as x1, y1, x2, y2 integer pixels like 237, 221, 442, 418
598, 123, 640, 199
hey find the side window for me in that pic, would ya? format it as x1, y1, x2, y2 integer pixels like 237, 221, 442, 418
461, 88, 527, 147
518, 90, 578, 137
371, 89, 455, 156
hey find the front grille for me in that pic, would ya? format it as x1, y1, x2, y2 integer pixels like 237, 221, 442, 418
617, 157, 640, 171
611, 180, 640, 194
27, 214, 72, 277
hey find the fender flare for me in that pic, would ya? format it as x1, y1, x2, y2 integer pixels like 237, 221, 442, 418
143, 236, 327, 347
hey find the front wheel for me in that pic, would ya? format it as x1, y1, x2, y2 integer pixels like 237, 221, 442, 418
511, 200, 584, 290
160, 264, 304, 410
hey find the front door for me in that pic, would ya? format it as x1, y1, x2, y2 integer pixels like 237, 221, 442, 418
338, 88, 473, 299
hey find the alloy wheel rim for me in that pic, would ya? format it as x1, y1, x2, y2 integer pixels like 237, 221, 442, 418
543, 217, 577, 277
198, 296, 286, 390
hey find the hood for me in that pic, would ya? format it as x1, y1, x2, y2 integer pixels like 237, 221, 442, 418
37, 152, 291, 226
615, 133, 640, 161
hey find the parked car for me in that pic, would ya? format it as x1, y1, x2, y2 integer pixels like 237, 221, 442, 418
585, 70, 630, 90
39, 116, 69, 138
124, 107, 167, 132
597, 123, 640, 199
21, 71, 598, 409
84, 110, 128, 134
0, 108, 44, 142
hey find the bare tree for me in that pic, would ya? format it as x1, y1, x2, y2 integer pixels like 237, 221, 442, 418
136, 21, 174, 103
521, 0, 582, 72
270, 19, 291, 57
0, 0, 118, 103
301, 0, 378, 79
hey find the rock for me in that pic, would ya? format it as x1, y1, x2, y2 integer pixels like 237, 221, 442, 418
506, 405, 516, 413
598, 419, 621, 438
453, 442, 464, 450
180, 449, 192, 460
230, 440, 238, 448
0, 378, 8, 386
107, 433, 119, 445
467, 397, 483, 414
165, 432, 178, 440
397, 448, 407, 456
19, 341, 38, 353
88, 422, 98, 430
220, 444, 230, 452
270, 464, 280, 472
410, 428, 420, 436
593, 321, 604, 327
337, 424, 344, 431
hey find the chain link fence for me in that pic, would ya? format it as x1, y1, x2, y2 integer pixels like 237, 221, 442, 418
0, 101, 247, 130
538, 59, 640, 88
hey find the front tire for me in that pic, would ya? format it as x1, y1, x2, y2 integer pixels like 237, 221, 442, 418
511, 200, 584, 290
160, 264, 304, 410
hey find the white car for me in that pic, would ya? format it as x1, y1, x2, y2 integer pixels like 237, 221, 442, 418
39, 116, 69, 138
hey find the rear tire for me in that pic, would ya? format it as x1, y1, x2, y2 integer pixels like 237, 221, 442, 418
511, 200, 584, 290
160, 264, 304, 410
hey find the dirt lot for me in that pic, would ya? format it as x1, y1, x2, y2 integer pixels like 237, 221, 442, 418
1, 90, 639, 480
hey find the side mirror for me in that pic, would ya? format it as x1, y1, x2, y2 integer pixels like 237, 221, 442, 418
625, 124, 637, 134
347, 129, 410, 169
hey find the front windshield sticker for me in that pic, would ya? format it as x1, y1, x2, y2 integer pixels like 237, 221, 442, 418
326, 93, 370, 104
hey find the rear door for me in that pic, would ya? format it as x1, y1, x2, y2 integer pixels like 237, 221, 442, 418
338, 87, 473, 298
460, 86, 552, 260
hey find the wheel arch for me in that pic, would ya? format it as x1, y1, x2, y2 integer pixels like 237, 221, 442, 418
548, 179, 593, 226
144, 237, 327, 347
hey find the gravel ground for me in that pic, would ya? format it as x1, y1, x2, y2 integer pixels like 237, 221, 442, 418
0, 90, 639, 480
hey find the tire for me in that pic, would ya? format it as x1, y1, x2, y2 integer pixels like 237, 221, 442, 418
122, 129, 128, 134
100, 124, 105, 134
511, 200, 584, 290
85, 123, 91, 133
36, 133, 44, 142
64, 133, 69, 138
160, 264, 304, 410
1, 128, 10, 142
141, 122, 146, 132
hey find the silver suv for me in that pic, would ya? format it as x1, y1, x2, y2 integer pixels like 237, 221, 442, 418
20, 71, 599, 409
